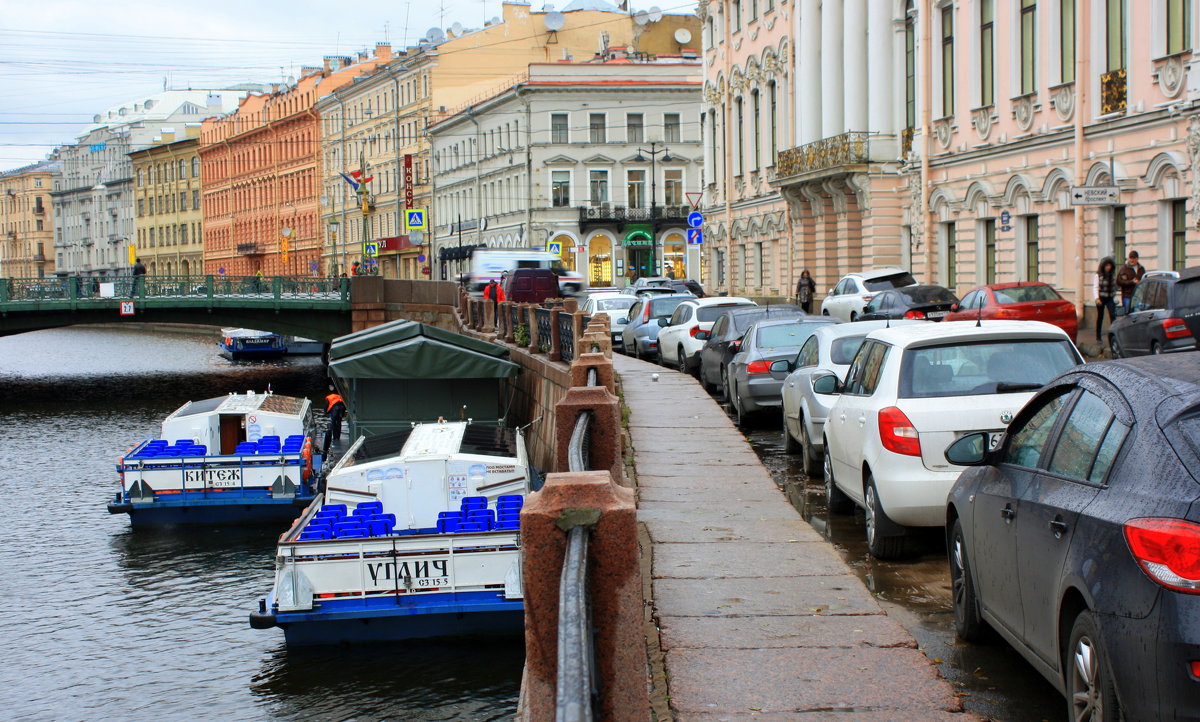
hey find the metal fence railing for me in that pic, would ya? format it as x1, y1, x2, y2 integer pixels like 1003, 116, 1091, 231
0, 275, 349, 304
534, 307, 552, 352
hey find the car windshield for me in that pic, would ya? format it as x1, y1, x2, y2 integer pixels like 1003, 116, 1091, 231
732, 311, 768, 332
899, 286, 957, 303
755, 323, 823, 349
649, 297, 688, 318
899, 339, 1080, 398
830, 335, 868, 365
698, 304, 752, 322
993, 285, 1061, 304
594, 298, 636, 312
863, 272, 917, 291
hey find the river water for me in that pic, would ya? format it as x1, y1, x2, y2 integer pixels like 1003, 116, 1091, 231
0, 326, 521, 721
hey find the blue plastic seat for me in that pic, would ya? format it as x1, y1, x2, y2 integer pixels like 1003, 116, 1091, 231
366, 519, 390, 536
438, 511, 464, 520
337, 529, 367, 539
299, 530, 330, 541
436, 518, 461, 533
456, 521, 486, 533
461, 496, 487, 510
174, 439, 193, 447
334, 522, 365, 537
321, 504, 347, 514
495, 520, 520, 531
356, 501, 384, 512
468, 508, 496, 523
497, 494, 524, 505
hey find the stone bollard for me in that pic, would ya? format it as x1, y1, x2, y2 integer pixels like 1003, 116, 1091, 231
518, 470, 646, 722
562, 297, 579, 313
554, 385, 622, 483
548, 309, 562, 362
526, 305, 540, 353
580, 329, 612, 358
570, 352, 616, 394
484, 300, 496, 332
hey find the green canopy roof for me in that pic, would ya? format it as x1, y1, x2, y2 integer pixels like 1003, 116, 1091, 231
328, 320, 519, 379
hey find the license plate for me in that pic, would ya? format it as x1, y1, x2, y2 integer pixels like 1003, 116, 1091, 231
927, 311, 948, 319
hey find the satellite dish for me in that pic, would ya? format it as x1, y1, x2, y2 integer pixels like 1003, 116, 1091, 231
426, 27, 446, 43
648, 6, 663, 21
634, 10, 650, 25
451, 21, 465, 36
674, 28, 692, 44
544, 11, 565, 31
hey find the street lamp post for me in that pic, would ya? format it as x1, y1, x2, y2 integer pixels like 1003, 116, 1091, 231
633, 140, 672, 277
328, 215, 341, 276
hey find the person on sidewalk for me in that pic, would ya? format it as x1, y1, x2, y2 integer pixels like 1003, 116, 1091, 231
483, 278, 506, 327
1093, 256, 1118, 344
794, 269, 816, 314
1116, 250, 1145, 312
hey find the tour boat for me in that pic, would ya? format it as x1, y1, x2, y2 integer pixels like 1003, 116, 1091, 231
218, 328, 286, 361
283, 336, 324, 355
249, 420, 529, 645
109, 391, 321, 526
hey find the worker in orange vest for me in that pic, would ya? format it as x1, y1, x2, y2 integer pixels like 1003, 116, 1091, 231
483, 278, 505, 327
324, 388, 347, 454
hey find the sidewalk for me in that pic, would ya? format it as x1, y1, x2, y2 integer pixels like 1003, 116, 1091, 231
615, 353, 970, 720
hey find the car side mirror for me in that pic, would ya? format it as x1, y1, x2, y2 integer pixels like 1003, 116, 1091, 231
617, 316, 628, 324
945, 431, 990, 466
657, 317, 670, 327
769, 359, 791, 373
811, 373, 840, 395
950, 303, 960, 312
827, 288, 835, 295
695, 329, 710, 340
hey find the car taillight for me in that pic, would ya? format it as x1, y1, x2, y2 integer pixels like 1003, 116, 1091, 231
992, 308, 1020, 319
861, 294, 876, 304
1163, 318, 1193, 339
746, 360, 772, 375
1191, 661, 1200, 679
1124, 518, 1200, 594
904, 310, 926, 320
689, 326, 703, 338
878, 406, 921, 456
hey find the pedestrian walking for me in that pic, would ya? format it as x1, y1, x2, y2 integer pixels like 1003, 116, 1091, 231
130, 257, 146, 297
1093, 256, 1118, 344
323, 387, 347, 455
795, 269, 816, 314
483, 278, 506, 327
1116, 250, 1145, 312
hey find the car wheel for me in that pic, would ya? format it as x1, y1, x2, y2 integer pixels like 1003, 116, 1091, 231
949, 519, 986, 642
1152, 341, 1163, 355
850, 311, 858, 322
823, 444, 852, 514
1108, 334, 1121, 359
782, 413, 800, 454
731, 384, 746, 428
677, 346, 689, 375
800, 417, 822, 477
822, 309, 830, 316
719, 366, 730, 401
1065, 611, 1120, 722
864, 475, 905, 559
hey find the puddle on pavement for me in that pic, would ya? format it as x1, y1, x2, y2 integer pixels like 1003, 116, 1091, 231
738, 418, 1064, 722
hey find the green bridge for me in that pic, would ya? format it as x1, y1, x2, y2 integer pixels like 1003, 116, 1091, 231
0, 275, 354, 340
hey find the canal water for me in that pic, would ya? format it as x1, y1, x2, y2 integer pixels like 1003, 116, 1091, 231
0, 326, 521, 721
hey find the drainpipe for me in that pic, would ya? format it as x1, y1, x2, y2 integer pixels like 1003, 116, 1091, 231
468, 108, 484, 247
517, 86, 533, 249
920, 0, 933, 277
336, 94, 348, 275
1073, 1, 1089, 322
722, 0, 734, 294
387, 64, 404, 278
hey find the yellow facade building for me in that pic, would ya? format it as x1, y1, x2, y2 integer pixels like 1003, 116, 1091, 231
131, 129, 204, 275
0, 160, 57, 278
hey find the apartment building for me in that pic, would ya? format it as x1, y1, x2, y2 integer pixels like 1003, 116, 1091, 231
0, 161, 57, 278
130, 128, 203, 275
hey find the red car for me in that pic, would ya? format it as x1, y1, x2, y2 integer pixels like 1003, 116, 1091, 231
942, 282, 1078, 341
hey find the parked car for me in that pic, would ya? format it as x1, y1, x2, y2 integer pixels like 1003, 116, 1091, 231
625, 276, 705, 296
820, 320, 1083, 558
656, 297, 757, 373
942, 282, 1079, 342
580, 292, 638, 350
726, 317, 839, 427
620, 293, 695, 360
944, 353, 1200, 721
777, 321, 917, 476
1107, 268, 1200, 357
622, 285, 681, 298
821, 268, 918, 322
503, 268, 559, 304
698, 305, 805, 398
857, 285, 958, 322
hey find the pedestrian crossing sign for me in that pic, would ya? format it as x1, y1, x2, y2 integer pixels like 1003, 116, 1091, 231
364, 242, 379, 257
405, 209, 427, 231
546, 241, 563, 255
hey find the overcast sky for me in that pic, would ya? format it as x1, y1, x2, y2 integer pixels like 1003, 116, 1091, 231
0, 0, 531, 172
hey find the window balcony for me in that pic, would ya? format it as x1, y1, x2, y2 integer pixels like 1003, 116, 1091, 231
577, 204, 689, 229
1100, 69, 1127, 115
774, 131, 872, 181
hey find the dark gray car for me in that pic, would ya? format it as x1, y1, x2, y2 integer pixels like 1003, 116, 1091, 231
945, 353, 1200, 720
726, 317, 838, 427
620, 293, 694, 360
1108, 268, 1200, 357
697, 305, 804, 398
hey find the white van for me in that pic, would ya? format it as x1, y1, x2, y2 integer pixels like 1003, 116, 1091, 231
467, 249, 585, 294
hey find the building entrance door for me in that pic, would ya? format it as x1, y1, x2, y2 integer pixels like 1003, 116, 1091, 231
627, 246, 655, 281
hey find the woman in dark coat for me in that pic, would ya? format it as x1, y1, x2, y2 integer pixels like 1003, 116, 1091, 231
1093, 256, 1117, 343
795, 269, 816, 313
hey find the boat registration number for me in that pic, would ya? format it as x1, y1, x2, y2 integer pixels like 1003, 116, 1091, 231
415, 577, 450, 588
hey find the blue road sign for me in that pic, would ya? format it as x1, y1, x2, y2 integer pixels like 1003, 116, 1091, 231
546, 241, 563, 255
687, 228, 703, 245
999, 209, 1011, 225
687, 211, 704, 228
364, 242, 379, 257
405, 209, 427, 230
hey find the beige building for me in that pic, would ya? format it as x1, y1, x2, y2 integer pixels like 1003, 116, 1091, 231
316, 0, 700, 278
130, 129, 204, 276
0, 160, 57, 278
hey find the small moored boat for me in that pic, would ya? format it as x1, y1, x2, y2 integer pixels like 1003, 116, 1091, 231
218, 328, 286, 360
249, 420, 529, 645
109, 391, 321, 526
283, 336, 324, 355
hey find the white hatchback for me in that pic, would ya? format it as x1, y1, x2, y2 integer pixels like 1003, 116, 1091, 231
580, 292, 638, 349
820, 268, 917, 322
819, 321, 1083, 559
656, 297, 757, 373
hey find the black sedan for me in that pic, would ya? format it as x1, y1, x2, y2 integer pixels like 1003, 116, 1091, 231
696, 305, 804, 398
944, 353, 1200, 721
857, 285, 958, 322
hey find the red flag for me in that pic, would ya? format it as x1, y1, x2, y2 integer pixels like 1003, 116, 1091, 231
349, 170, 363, 179
361, 176, 374, 184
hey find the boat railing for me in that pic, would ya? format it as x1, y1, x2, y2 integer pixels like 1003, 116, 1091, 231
124, 449, 308, 499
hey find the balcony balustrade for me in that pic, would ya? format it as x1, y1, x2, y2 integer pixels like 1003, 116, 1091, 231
577, 204, 689, 228
1101, 69, 1127, 115
775, 131, 871, 179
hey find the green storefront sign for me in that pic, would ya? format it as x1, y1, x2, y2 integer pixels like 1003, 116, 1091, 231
622, 229, 654, 247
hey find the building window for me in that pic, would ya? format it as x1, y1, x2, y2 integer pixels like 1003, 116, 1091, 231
137, 199, 144, 217
627, 113, 644, 143
768, 81, 778, 159
192, 156, 200, 178
735, 97, 744, 176
626, 169, 646, 208
981, 0, 994, 105
551, 113, 569, 144
945, 223, 958, 288
732, 0, 741, 31
905, 0, 917, 130
180, 224, 188, 245
1061, 0, 1075, 82
1106, 0, 1125, 71
941, 6, 955, 117
748, 0, 757, 22
984, 219, 997, 284
1021, 0, 1037, 94
664, 169, 683, 206
149, 198, 156, 215
1172, 199, 1187, 270
664, 113, 681, 142
1025, 215, 1040, 280
589, 113, 606, 143
137, 169, 144, 187
589, 170, 609, 206
750, 91, 761, 171
552, 171, 570, 207
1112, 205, 1126, 260
1167, 0, 1191, 54
193, 190, 200, 210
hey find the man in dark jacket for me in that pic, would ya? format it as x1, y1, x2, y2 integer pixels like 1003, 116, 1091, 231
1115, 250, 1145, 312
130, 258, 146, 297
483, 279, 505, 327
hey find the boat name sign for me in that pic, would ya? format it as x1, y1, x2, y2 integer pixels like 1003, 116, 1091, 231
366, 558, 449, 587
183, 468, 243, 486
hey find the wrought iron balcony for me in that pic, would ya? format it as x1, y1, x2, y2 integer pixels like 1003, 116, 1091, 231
33, 204, 45, 215
775, 131, 871, 178
577, 204, 689, 227
1101, 69, 1127, 115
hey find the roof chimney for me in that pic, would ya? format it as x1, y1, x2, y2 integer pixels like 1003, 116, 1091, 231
375, 42, 393, 60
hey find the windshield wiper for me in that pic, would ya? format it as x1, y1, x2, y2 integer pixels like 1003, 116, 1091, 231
995, 382, 1043, 392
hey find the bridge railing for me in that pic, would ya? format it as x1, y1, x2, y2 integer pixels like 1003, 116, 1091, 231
0, 275, 349, 304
